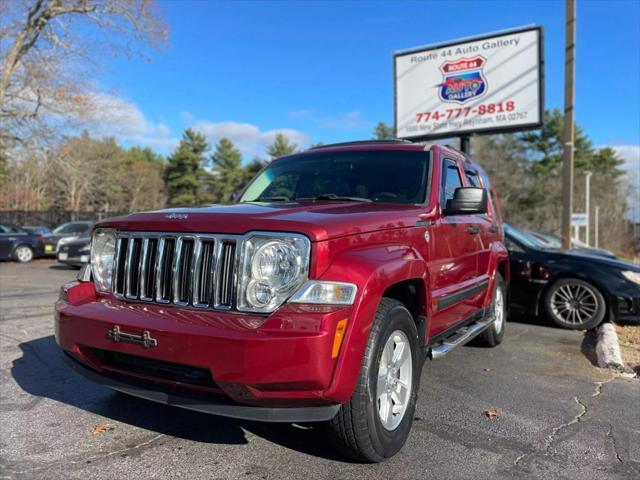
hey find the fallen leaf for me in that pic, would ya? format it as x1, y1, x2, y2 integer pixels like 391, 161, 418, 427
484, 409, 500, 418
91, 421, 114, 435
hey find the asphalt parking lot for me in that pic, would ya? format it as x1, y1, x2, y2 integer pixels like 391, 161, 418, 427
0, 260, 638, 479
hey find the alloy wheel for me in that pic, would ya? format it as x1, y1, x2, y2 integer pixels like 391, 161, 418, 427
376, 330, 413, 431
15, 246, 33, 263
494, 286, 505, 334
550, 282, 599, 326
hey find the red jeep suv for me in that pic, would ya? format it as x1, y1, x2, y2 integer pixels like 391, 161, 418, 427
55, 140, 509, 462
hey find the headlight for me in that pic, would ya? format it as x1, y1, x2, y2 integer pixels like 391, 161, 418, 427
58, 236, 78, 247
622, 270, 640, 285
289, 281, 357, 305
238, 233, 310, 312
91, 228, 116, 292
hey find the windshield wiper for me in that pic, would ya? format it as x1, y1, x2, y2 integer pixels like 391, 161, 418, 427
296, 193, 372, 203
253, 196, 291, 202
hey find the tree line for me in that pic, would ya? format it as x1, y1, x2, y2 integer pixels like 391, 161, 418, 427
0, 130, 297, 212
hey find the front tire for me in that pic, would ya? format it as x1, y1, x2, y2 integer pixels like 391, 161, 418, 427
14, 245, 34, 263
327, 298, 420, 462
544, 278, 606, 330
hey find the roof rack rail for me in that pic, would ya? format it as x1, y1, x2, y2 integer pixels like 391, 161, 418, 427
309, 139, 413, 150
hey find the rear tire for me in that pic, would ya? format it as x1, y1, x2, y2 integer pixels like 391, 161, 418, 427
475, 273, 506, 347
327, 298, 421, 462
14, 245, 34, 263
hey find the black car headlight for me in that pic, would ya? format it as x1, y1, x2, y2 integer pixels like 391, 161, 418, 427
91, 228, 116, 292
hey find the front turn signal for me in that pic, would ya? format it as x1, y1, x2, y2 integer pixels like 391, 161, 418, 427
332, 318, 348, 359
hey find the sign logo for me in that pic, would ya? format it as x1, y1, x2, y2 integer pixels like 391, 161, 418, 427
165, 213, 188, 220
439, 56, 488, 104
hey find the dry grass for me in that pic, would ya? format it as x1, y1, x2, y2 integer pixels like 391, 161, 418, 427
615, 323, 640, 373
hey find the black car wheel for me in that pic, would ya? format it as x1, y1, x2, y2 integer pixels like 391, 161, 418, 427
545, 278, 606, 330
327, 298, 421, 462
14, 245, 34, 263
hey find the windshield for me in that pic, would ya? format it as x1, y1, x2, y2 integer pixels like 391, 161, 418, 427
53, 222, 90, 234
504, 224, 549, 249
240, 150, 430, 204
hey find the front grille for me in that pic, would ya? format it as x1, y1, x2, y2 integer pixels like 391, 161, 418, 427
91, 348, 216, 387
113, 232, 240, 310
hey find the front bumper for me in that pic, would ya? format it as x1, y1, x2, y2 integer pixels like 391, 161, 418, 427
63, 352, 340, 422
55, 281, 351, 411
611, 294, 640, 324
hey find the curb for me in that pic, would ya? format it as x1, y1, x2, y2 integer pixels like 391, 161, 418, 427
595, 323, 625, 371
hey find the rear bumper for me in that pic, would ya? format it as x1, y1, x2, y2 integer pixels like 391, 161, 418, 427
55, 281, 352, 408
63, 352, 340, 422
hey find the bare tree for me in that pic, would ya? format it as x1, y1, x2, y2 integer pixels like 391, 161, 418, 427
0, 0, 167, 149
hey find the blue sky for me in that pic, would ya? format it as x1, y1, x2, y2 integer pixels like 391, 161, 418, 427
95, 0, 639, 172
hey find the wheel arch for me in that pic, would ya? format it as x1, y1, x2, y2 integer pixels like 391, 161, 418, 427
317, 244, 429, 404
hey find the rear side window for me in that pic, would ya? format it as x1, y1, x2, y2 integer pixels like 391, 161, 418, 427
465, 169, 480, 187
442, 159, 463, 204
0, 224, 23, 234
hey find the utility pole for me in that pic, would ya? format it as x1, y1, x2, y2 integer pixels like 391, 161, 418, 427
460, 135, 470, 155
561, 0, 576, 250
585, 171, 592, 245
595, 205, 599, 248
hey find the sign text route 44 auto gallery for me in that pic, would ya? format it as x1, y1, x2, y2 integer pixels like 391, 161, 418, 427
394, 26, 543, 140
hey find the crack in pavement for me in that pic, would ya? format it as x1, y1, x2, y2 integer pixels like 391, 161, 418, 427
1, 433, 165, 477
606, 425, 623, 464
514, 377, 615, 467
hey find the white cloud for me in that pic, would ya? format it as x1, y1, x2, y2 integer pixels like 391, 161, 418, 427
84, 92, 179, 151
610, 145, 640, 222
192, 120, 310, 158
611, 145, 640, 181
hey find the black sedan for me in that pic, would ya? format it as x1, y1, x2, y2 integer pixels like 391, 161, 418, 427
505, 224, 640, 330
0, 223, 45, 263
57, 236, 91, 268
43, 221, 93, 256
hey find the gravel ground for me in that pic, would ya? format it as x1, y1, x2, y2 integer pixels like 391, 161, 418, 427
1, 259, 638, 479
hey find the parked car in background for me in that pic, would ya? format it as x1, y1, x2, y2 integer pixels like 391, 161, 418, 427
22, 225, 52, 236
43, 221, 93, 256
56, 141, 509, 462
527, 229, 617, 259
0, 223, 45, 263
505, 224, 640, 329
57, 236, 91, 268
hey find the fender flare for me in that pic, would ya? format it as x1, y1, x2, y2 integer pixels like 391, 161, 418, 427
318, 244, 428, 404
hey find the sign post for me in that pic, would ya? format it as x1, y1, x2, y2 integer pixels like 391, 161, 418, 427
394, 26, 544, 145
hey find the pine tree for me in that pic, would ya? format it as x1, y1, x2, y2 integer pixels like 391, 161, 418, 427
266, 133, 297, 159
164, 129, 209, 207
373, 121, 394, 140
210, 138, 245, 203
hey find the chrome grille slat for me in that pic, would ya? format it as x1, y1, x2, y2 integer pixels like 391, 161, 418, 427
114, 232, 238, 311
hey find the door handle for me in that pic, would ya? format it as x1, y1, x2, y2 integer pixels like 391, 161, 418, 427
467, 226, 480, 235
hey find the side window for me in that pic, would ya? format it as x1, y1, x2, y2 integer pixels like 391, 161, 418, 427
480, 172, 501, 221
465, 170, 480, 187
2, 224, 22, 234
441, 159, 463, 205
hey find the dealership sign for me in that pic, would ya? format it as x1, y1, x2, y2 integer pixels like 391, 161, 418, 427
394, 26, 543, 140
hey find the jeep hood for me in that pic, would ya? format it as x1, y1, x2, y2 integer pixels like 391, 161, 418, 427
97, 202, 424, 242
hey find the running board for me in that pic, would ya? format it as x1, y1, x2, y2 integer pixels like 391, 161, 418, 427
430, 316, 494, 360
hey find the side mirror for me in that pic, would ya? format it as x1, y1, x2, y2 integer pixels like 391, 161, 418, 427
445, 187, 488, 215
